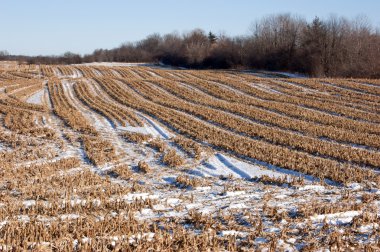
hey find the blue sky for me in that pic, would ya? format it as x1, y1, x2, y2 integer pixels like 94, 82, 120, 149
1, 0, 379, 56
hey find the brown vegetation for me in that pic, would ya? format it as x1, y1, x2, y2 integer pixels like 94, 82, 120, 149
82, 135, 117, 166
137, 161, 151, 173
162, 149, 185, 168
96, 76, 378, 184
0, 62, 380, 251
147, 137, 167, 152
121, 131, 151, 144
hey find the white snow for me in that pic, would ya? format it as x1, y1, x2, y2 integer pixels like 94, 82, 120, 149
117, 117, 172, 140
72, 69, 83, 78
139, 114, 172, 139
358, 223, 379, 233
220, 230, 248, 237
310, 211, 361, 225
128, 232, 155, 243
276, 239, 297, 251
274, 194, 288, 200
152, 204, 171, 211
298, 185, 325, 191
60, 214, 80, 220
92, 68, 102, 77
26, 89, 44, 104
227, 203, 247, 209
194, 186, 212, 191
18, 215, 30, 222
347, 183, 363, 191
1, 64, 379, 250
139, 208, 154, 216
223, 191, 246, 197
23, 200, 36, 208
166, 198, 181, 205
254, 83, 284, 95
185, 203, 202, 210
117, 126, 151, 135
196, 153, 287, 179
122, 193, 159, 201
272, 71, 307, 78
0, 221, 7, 229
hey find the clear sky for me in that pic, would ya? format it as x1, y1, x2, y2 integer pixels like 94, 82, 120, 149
1, 0, 379, 56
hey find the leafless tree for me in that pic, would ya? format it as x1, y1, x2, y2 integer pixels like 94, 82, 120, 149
4, 14, 380, 77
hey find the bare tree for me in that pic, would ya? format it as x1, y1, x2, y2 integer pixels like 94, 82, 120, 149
3, 13, 380, 77
183, 29, 210, 66
249, 14, 306, 70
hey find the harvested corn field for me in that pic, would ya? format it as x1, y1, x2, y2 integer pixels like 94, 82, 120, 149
0, 62, 380, 251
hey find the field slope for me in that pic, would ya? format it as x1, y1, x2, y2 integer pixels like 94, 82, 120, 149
0, 62, 379, 250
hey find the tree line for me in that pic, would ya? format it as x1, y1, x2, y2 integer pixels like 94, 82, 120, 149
2, 14, 380, 78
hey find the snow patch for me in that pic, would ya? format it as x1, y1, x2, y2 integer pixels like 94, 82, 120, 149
347, 183, 363, 191
196, 153, 287, 179
60, 214, 80, 220
310, 211, 361, 225
298, 185, 325, 191
219, 230, 248, 237
223, 191, 246, 197
122, 193, 159, 201
26, 89, 44, 105
227, 203, 247, 209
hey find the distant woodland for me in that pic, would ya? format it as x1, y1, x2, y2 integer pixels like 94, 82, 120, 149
2, 14, 380, 78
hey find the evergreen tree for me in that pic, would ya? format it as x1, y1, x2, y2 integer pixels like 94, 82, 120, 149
301, 17, 328, 76
208, 32, 217, 44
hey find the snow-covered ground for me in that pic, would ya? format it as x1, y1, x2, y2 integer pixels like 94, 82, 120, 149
243, 70, 307, 78
195, 153, 285, 179
26, 89, 44, 104
1, 64, 379, 250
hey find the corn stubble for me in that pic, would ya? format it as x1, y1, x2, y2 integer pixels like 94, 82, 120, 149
0, 63, 379, 250
162, 149, 185, 168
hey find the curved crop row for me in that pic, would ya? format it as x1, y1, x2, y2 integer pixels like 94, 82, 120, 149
146, 78, 380, 149
121, 79, 380, 168
73, 81, 142, 127
95, 77, 378, 184
47, 79, 97, 135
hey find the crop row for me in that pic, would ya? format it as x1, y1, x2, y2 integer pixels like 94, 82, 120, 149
324, 79, 380, 96
113, 67, 143, 79
82, 135, 118, 166
40, 65, 55, 77
73, 81, 142, 127
10, 83, 43, 100
56, 66, 75, 77
48, 79, 122, 166
145, 78, 380, 150
155, 72, 380, 136
354, 79, 380, 87
4, 78, 41, 93
95, 77, 377, 184
287, 78, 380, 105
120, 78, 380, 168
265, 79, 380, 115
0, 145, 57, 168
47, 79, 97, 135
186, 71, 380, 126
113, 69, 380, 147
93, 66, 119, 78
0, 96, 46, 112
180, 75, 380, 135
233, 74, 380, 114
74, 66, 98, 78
6, 71, 37, 79
190, 70, 380, 119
